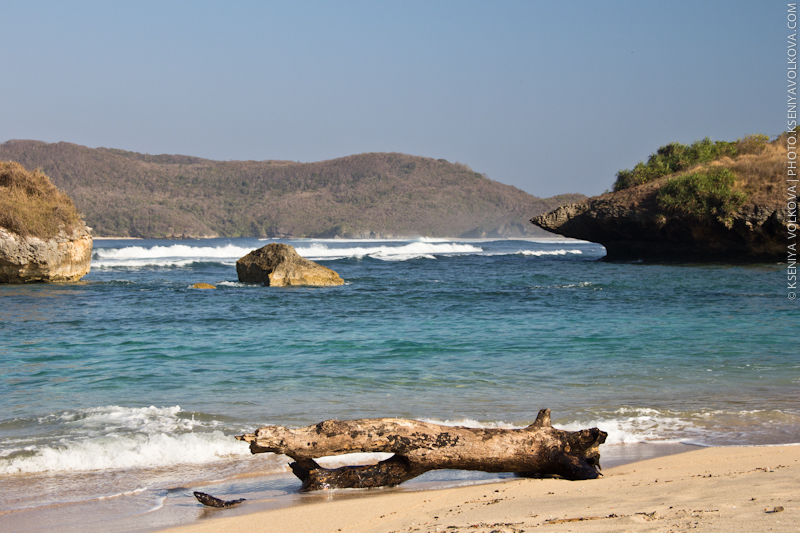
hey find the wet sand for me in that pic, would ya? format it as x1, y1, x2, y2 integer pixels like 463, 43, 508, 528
160, 445, 798, 533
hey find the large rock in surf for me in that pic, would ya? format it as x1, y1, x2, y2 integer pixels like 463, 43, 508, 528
236, 243, 344, 286
0, 161, 92, 283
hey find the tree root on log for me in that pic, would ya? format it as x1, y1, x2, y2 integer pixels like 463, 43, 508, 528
237, 409, 606, 492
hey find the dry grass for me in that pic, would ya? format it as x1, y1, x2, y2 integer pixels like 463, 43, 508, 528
0, 161, 82, 238
604, 134, 788, 215
705, 141, 786, 206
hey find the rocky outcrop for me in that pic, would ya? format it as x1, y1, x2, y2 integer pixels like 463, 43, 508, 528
531, 185, 787, 262
236, 243, 344, 286
0, 225, 92, 282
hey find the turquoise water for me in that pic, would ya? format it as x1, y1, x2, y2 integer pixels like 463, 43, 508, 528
0, 237, 796, 531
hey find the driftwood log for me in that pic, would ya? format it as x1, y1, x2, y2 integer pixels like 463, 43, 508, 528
237, 409, 607, 491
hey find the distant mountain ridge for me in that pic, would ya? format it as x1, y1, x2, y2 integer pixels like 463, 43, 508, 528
0, 140, 585, 239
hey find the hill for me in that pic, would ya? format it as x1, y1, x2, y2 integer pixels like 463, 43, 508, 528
531, 134, 788, 261
0, 140, 584, 239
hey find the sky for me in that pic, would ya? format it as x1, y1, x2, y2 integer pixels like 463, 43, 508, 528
0, 1, 784, 197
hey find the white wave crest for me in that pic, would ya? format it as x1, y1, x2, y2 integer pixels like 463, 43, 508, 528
1, 431, 250, 474
416, 418, 522, 429
92, 244, 253, 268
95, 244, 252, 260
294, 242, 482, 261
215, 281, 256, 287
517, 249, 583, 256
419, 411, 695, 445
558, 408, 698, 445
1, 406, 249, 474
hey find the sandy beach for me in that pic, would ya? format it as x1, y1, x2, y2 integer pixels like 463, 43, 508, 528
161, 445, 798, 533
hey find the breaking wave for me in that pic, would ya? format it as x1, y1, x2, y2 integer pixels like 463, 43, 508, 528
420, 408, 800, 446
92, 244, 253, 268
516, 249, 583, 256
0, 406, 251, 474
90, 240, 595, 268
294, 242, 483, 261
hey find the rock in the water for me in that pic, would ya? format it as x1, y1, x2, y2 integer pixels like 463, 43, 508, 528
236, 243, 344, 286
192, 282, 216, 289
531, 191, 786, 262
0, 226, 92, 283
531, 136, 789, 263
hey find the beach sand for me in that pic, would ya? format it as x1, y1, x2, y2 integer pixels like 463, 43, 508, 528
161, 445, 798, 533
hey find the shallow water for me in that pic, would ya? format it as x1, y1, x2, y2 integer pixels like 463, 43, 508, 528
0, 237, 796, 531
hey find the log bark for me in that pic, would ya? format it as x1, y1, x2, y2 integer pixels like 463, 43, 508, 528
237, 409, 607, 491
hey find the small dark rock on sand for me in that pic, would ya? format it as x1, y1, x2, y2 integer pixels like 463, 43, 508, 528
193, 491, 245, 508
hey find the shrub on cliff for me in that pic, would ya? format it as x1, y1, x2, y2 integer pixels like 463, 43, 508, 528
0, 161, 82, 238
656, 168, 747, 227
612, 134, 773, 192
613, 137, 741, 191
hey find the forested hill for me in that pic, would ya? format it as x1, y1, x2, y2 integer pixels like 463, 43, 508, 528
0, 140, 584, 238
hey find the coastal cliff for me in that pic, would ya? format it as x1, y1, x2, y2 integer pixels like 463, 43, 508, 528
0, 227, 92, 282
0, 161, 92, 282
532, 135, 789, 262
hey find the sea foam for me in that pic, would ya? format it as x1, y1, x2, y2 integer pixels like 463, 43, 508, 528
0, 406, 251, 474
90, 240, 591, 268
294, 242, 482, 261
91, 241, 486, 267
558, 409, 697, 445
92, 244, 254, 267
419, 411, 702, 445
516, 249, 583, 256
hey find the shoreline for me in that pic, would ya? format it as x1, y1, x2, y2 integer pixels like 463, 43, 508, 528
90, 236, 589, 242
158, 444, 798, 533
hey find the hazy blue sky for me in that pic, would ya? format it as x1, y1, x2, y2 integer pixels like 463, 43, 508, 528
0, 1, 782, 197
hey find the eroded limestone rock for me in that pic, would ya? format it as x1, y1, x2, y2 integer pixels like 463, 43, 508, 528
0, 226, 92, 283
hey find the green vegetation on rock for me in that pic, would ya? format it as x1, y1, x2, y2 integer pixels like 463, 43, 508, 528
532, 132, 786, 262
656, 168, 747, 227
613, 135, 770, 192
0, 161, 82, 238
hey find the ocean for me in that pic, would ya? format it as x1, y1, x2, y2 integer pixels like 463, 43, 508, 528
0, 237, 796, 531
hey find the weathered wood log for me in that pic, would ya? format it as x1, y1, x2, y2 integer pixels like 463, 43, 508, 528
237, 409, 606, 491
